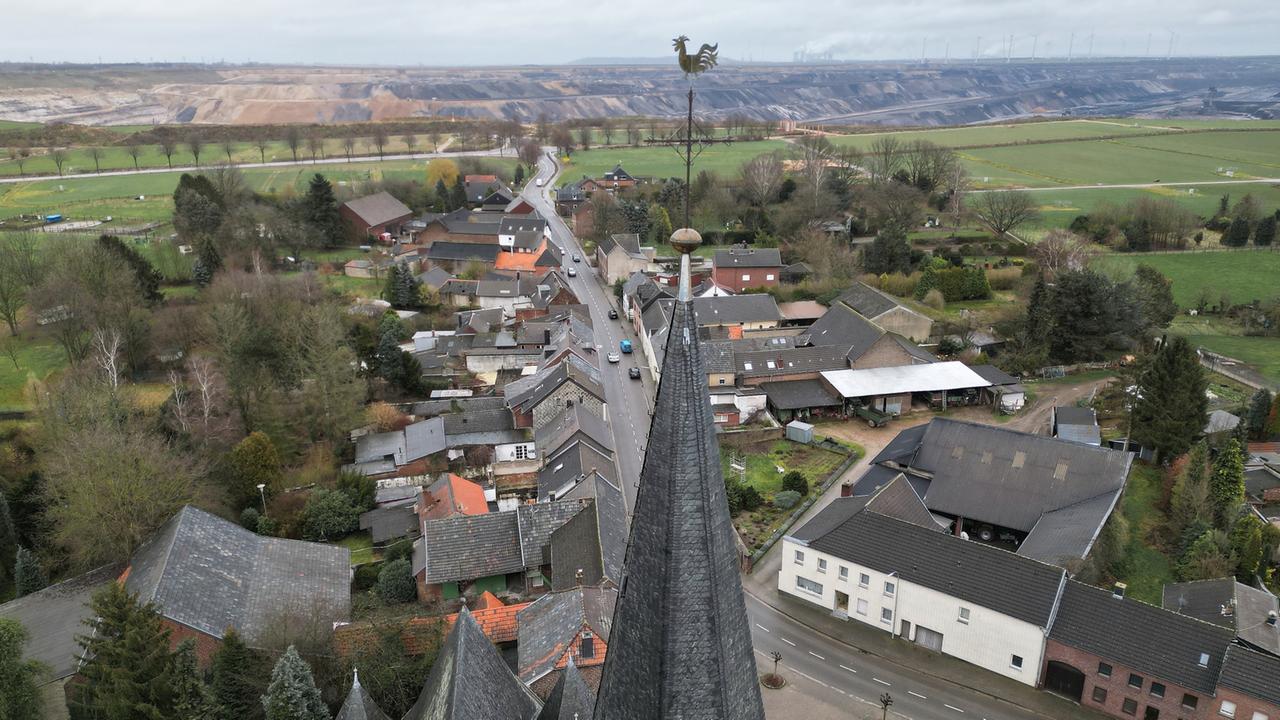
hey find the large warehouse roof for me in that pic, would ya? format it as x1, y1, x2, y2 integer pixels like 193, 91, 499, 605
820, 361, 990, 398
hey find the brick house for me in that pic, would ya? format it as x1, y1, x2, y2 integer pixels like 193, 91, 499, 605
340, 192, 413, 243
504, 354, 607, 430
712, 247, 783, 293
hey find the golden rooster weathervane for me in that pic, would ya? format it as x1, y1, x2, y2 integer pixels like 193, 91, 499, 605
673, 35, 719, 77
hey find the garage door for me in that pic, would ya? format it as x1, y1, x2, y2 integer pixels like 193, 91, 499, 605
914, 625, 944, 652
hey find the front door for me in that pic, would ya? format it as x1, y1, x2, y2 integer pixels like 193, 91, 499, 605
1144, 707, 1159, 720
899, 620, 911, 639
834, 591, 849, 619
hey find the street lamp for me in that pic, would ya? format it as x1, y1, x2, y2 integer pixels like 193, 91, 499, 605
256, 483, 267, 513
880, 692, 894, 720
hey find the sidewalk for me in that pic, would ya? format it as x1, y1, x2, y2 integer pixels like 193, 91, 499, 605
744, 581, 1107, 720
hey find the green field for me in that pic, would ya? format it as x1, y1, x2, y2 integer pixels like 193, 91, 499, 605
828, 119, 1171, 150
1092, 250, 1280, 307
1027, 183, 1280, 229
1115, 464, 1176, 605
0, 157, 519, 224
1183, 333, 1280, 385
557, 140, 789, 181
0, 336, 68, 411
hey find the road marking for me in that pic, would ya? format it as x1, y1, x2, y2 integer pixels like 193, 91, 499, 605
808, 651, 825, 660
944, 704, 965, 713
908, 691, 928, 699
781, 637, 797, 647
839, 664, 857, 674
791, 668, 830, 689
873, 678, 891, 686
755, 624, 770, 633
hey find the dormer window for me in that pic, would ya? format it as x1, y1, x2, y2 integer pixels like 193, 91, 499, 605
580, 631, 596, 659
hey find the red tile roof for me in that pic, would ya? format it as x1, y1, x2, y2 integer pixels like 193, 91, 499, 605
445, 602, 530, 645
421, 474, 489, 521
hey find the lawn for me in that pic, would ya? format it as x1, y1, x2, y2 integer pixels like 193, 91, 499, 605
1025, 183, 1280, 230
557, 140, 789, 181
338, 533, 374, 565
828, 119, 1171, 150
0, 336, 68, 410
1180, 333, 1280, 386
722, 440, 849, 550
1114, 463, 1176, 605
1092, 250, 1280, 307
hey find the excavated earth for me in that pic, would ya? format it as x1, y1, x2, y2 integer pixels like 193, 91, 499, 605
0, 57, 1276, 126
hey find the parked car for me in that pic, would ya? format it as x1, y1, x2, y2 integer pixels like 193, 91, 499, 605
608, 308, 619, 319
619, 339, 633, 353
572, 254, 581, 262
608, 353, 621, 363
567, 268, 577, 277
628, 367, 641, 379
535, 178, 544, 187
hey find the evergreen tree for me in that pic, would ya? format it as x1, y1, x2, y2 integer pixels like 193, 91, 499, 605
226, 432, 283, 511
1046, 270, 1127, 362
173, 186, 226, 241
73, 583, 176, 719
374, 558, 417, 604
1132, 264, 1176, 331
0, 617, 44, 720
649, 205, 673, 246
864, 228, 912, 275
781, 471, 809, 496
260, 646, 328, 720
1018, 271, 1053, 355
193, 237, 222, 288
1255, 215, 1277, 247
304, 174, 345, 247
12, 546, 44, 597
1229, 513, 1264, 580
1222, 217, 1251, 247
382, 264, 403, 307
1169, 442, 1212, 539
376, 325, 404, 386
433, 179, 449, 212
1247, 389, 1273, 440
1209, 438, 1246, 529
913, 264, 938, 300
393, 265, 420, 309
1216, 194, 1230, 218
98, 235, 165, 305
300, 488, 359, 541
0, 494, 15, 583
513, 164, 525, 185
449, 177, 467, 210
1131, 336, 1208, 464
171, 639, 217, 720
211, 629, 266, 720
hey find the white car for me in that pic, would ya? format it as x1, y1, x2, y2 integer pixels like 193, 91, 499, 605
607, 353, 621, 363
567, 268, 578, 277
535, 178, 544, 187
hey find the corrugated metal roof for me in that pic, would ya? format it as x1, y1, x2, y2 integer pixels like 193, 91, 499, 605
821, 361, 990, 398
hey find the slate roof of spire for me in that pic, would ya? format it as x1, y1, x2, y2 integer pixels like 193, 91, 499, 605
537, 659, 596, 720
403, 608, 542, 720
335, 671, 392, 720
593, 295, 765, 720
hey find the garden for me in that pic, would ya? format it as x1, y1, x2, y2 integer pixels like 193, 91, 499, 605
721, 439, 854, 550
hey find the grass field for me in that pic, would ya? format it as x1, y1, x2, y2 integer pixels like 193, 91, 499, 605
828, 119, 1172, 150
1177, 329, 1280, 385
722, 440, 846, 495
1092, 250, 1280, 307
1027, 184, 1280, 229
0, 336, 67, 410
1115, 463, 1176, 605
0, 157, 519, 224
557, 140, 789, 181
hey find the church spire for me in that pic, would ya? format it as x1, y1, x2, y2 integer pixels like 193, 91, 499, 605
593, 230, 765, 720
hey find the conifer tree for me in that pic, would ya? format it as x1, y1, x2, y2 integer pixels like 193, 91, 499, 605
1131, 336, 1208, 464
12, 546, 45, 597
1209, 438, 1246, 529
73, 583, 176, 719
171, 639, 217, 720
226, 432, 283, 511
1222, 217, 1251, 247
0, 494, 15, 582
261, 646, 328, 720
0, 617, 44, 720
304, 174, 345, 247
211, 629, 266, 720
1229, 513, 1264, 580
1255, 215, 1277, 247
1169, 442, 1212, 539
1247, 389, 1273, 440
434, 179, 449, 212
382, 265, 403, 307
449, 177, 467, 211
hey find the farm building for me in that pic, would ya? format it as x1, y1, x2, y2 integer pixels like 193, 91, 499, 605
820, 361, 993, 415
833, 282, 933, 342
340, 191, 414, 243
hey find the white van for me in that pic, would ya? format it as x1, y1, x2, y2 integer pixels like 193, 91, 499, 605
535, 178, 544, 187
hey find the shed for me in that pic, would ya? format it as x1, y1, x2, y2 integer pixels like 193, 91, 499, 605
785, 420, 814, 444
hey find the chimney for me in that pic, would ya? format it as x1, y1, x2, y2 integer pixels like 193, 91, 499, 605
1112, 582, 1127, 599
1221, 600, 1236, 617
575, 568, 585, 585
1268, 611, 1278, 627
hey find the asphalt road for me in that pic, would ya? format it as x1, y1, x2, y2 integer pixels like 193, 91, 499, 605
522, 153, 654, 514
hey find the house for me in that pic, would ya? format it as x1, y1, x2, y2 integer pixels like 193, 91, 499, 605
555, 181, 587, 216
735, 345, 852, 387
123, 506, 351, 664
415, 208, 504, 246
691, 294, 782, 330
1204, 410, 1242, 440
499, 216, 550, 252
832, 282, 934, 343
505, 354, 607, 430
1162, 578, 1279, 656
549, 473, 627, 590
417, 473, 490, 521
350, 416, 447, 477
712, 247, 783, 293
358, 503, 420, 544
762, 378, 844, 423
780, 262, 813, 284
777, 300, 828, 327
0, 564, 122, 718
538, 441, 618, 501
341, 192, 414, 243
423, 242, 503, 273
805, 302, 936, 369
842, 418, 1131, 566
464, 175, 513, 206
413, 498, 589, 601
780, 475, 1067, 686
1053, 406, 1102, 446
517, 587, 618, 697
596, 233, 654, 285
1244, 453, 1280, 504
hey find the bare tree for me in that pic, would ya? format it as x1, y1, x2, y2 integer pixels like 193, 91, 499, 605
600, 118, 615, 145
551, 126, 575, 157
402, 133, 418, 155
427, 126, 442, 153
120, 141, 141, 171
902, 140, 959, 193
87, 146, 104, 174
284, 126, 302, 162
91, 327, 123, 391
342, 132, 357, 161
187, 132, 204, 167
972, 190, 1040, 238
254, 133, 270, 164
0, 232, 43, 335
534, 113, 550, 142
159, 137, 178, 168
577, 124, 593, 151
371, 126, 389, 159
221, 140, 236, 164
518, 138, 542, 167
864, 180, 927, 234
1034, 229, 1096, 277
795, 135, 834, 212
740, 152, 784, 206
49, 147, 68, 176
168, 369, 190, 434
10, 145, 30, 176
866, 136, 904, 184
306, 133, 323, 163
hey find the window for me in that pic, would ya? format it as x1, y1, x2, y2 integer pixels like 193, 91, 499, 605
1122, 698, 1138, 716
1092, 687, 1109, 704
795, 576, 823, 595
1150, 683, 1165, 699
1198, 652, 1211, 668
1182, 694, 1199, 711
817, 558, 828, 574
884, 581, 896, 597
514, 444, 529, 460
742, 274, 751, 282
794, 550, 804, 565
766, 361, 776, 369
839, 566, 849, 581
1010, 655, 1023, 670
1251, 713, 1269, 720
1219, 701, 1237, 719
859, 573, 870, 588
958, 607, 971, 624
580, 631, 595, 659
718, 378, 726, 385
880, 607, 893, 624
856, 598, 868, 616
1128, 673, 1144, 690
1098, 662, 1113, 678
766, 274, 775, 281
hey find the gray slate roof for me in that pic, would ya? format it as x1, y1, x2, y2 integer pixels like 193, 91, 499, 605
1161, 578, 1280, 655
404, 608, 542, 720
517, 587, 617, 683
359, 504, 420, 544
691, 294, 781, 327
536, 659, 596, 720
713, 247, 782, 268
799, 508, 1065, 627
420, 499, 588, 584
969, 364, 1019, 386
1049, 580, 1234, 695
551, 474, 627, 590
0, 563, 121, 681
735, 345, 851, 379
792, 475, 942, 544
836, 282, 903, 319
442, 409, 515, 436
593, 297, 765, 720
538, 443, 618, 501
1218, 644, 1280, 706
354, 417, 447, 468
335, 673, 392, 720
805, 302, 885, 355
761, 379, 842, 410
599, 233, 645, 258
504, 354, 604, 411
535, 403, 613, 458
425, 243, 502, 263
343, 192, 412, 226
124, 506, 350, 646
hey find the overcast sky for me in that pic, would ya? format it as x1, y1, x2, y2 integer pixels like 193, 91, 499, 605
4, 0, 1277, 65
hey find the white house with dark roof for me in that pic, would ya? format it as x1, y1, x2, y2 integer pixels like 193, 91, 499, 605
595, 233, 655, 285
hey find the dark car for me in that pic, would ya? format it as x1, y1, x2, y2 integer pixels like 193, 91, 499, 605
628, 367, 641, 379
608, 308, 619, 319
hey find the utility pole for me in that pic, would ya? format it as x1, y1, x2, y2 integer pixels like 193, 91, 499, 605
1166, 32, 1176, 60
1146, 32, 1153, 57
1067, 32, 1075, 62
975, 35, 982, 60
1032, 34, 1039, 60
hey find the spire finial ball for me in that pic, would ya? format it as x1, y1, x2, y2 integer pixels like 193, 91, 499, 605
670, 227, 702, 255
